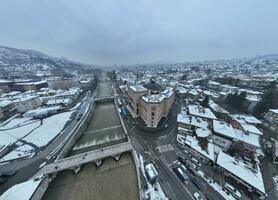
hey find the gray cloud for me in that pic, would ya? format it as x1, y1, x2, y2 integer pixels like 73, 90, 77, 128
0, 0, 278, 65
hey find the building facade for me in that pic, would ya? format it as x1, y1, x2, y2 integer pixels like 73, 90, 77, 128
13, 96, 42, 113
127, 82, 174, 128
264, 109, 278, 132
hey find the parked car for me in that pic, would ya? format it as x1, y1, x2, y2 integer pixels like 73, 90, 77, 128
0, 170, 17, 178
191, 157, 201, 167
193, 192, 205, 200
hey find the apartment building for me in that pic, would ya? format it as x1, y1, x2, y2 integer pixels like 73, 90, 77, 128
0, 100, 16, 120
127, 79, 174, 128
264, 109, 278, 132
13, 96, 42, 113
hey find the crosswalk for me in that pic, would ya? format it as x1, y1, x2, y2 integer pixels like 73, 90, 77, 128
156, 144, 175, 153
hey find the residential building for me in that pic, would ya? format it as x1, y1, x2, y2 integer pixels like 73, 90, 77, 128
14, 80, 48, 92
13, 96, 42, 113
264, 109, 278, 132
0, 100, 16, 120
127, 79, 175, 128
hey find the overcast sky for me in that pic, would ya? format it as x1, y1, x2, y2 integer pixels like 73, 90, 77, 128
0, 0, 278, 65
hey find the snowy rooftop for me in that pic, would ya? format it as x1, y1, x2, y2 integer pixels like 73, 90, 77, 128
221, 84, 238, 90
13, 95, 39, 103
15, 80, 47, 86
129, 85, 148, 92
182, 135, 215, 161
0, 99, 13, 107
188, 89, 199, 96
7, 91, 21, 96
46, 98, 71, 105
23, 106, 61, 118
208, 101, 229, 114
0, 176, 43, 200
241, 124, 263, 135
213, 120, 260, 148
196, 128, 211, 138
188, 105, 217, 120
141, 88, 173, 103
270, 109, 278, 114
0, 79, 12, 83
56, 88, 80, 97
231, 114, 262, 125
246, 96, 260, 102
177, 113, 208, 129
217, 151, 265, 194
208, 81, 221, 86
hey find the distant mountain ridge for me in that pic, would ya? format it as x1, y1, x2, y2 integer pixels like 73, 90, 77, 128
0, 45, 94, 72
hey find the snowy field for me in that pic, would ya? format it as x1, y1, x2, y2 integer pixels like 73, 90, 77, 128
24, 111, 73, 147
0, 111, 74, 161
0, 143, 35, 162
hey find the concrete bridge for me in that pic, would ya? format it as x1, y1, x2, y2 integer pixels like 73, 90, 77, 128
34, 142, 133, 177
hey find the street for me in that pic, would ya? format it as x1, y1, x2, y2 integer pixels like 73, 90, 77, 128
122, 100, 226, 200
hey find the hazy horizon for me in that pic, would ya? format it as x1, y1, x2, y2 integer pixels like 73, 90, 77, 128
0, 0, 278, 65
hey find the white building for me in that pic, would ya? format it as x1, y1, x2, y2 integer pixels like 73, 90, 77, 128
54, 88, 80, 101
13, 96, 42, 113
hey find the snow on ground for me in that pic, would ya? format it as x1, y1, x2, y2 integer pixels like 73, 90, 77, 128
0, 144, 35, 162
0, 114, 19, 127
197, 170, 236, 200
0, 134, 17, 148
23, 111, 74, 147
0, 120, 40, 147
0, 176, 43, 200
0, 117, 33, 129
69, 102, 81, 111
145, 182, 168, 200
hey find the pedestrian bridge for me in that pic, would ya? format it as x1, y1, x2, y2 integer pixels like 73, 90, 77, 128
34, 142, 132, 177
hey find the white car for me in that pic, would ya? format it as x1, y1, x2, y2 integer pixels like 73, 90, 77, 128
193, 192, 204, 200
